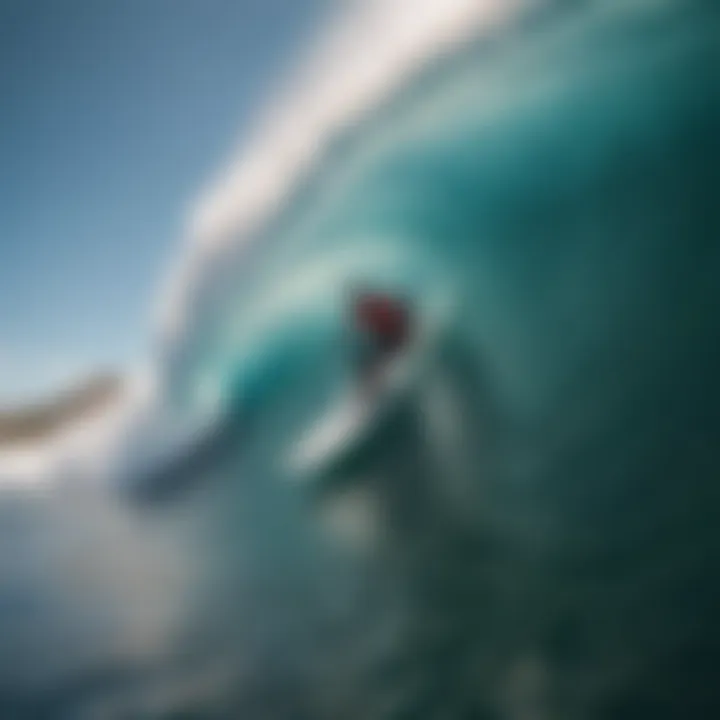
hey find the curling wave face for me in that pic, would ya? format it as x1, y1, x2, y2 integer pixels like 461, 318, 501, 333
1, 0, 720, 717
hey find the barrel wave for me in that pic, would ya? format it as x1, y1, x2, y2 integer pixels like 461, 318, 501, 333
0, 1, 719, 718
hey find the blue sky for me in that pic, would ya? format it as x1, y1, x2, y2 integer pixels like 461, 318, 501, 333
0, 0, 327, 405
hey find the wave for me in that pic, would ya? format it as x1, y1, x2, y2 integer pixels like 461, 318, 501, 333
1, 0, 719, 716
0, 0, 526, 491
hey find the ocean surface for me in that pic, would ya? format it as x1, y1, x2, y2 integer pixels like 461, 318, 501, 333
0, 1, 719, 718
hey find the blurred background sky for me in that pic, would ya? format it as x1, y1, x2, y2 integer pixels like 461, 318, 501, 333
0, 0, 330, 406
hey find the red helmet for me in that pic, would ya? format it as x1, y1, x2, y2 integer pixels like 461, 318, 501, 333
354, 292, 410, 344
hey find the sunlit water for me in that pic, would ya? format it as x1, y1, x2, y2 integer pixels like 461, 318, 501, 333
0, 1, 719, 718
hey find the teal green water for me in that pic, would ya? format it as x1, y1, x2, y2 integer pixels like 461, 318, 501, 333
142, 4, 720, 717
1, 1, 719, 717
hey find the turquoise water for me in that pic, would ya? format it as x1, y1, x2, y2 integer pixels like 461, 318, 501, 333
151, 4, 720, 716
139, 4, 720, 717
1, 1, 719, 717
158, 0, 719, 510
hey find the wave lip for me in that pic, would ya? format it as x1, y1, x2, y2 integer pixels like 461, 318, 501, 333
157, 0, 527, 347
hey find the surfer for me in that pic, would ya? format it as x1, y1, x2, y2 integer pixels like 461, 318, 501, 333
352, 290, 412, 393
